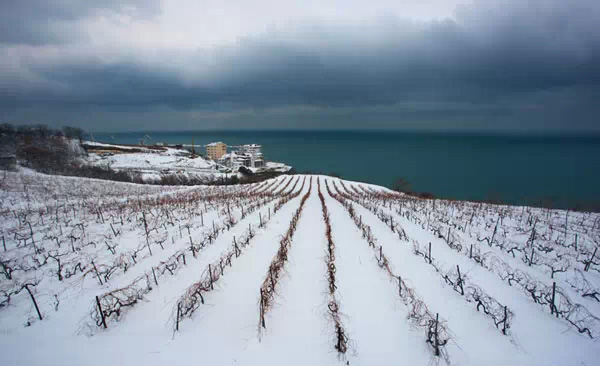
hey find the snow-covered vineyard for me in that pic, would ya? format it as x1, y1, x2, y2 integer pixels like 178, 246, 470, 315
1, 171, 599, 365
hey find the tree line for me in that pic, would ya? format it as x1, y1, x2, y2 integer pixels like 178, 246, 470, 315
0, 123, 85, 141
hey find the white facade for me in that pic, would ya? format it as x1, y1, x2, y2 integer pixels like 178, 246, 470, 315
219, 143, 265, 170
239, 144, 264, 168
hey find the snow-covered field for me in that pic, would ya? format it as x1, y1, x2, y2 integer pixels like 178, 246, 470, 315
1, 170, 599, 365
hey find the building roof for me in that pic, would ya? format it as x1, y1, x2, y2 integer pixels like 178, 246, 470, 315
206, 141, 226, 147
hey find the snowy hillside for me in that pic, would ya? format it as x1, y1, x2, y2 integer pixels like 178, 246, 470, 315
82, 142, 224, 182
0, 170, 599, 365
82, 141, 292, 182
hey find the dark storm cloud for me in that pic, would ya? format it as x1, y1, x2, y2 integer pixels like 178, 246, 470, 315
0, 0, 160, 45
1, 0, 599, 131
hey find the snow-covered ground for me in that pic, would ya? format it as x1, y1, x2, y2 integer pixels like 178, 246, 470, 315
0, 170, 598, 365
81, 141, 145, 151
264, 161, 291, 173
82, 141, 291, 182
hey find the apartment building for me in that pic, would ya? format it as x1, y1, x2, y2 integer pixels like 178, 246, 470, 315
206, 141, 227, 160
239, 144, 264, 168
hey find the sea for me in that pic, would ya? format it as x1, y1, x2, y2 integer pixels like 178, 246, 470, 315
88, 130, 600, 210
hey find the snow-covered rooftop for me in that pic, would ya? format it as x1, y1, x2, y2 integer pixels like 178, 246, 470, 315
206, 141, 226, 147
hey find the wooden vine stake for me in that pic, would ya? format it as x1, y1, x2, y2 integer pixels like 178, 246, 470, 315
529, 247, 535, 267
176, 302, 181, 331
260, 289, 266, 329
95, 295, 107, 329
434, 313, 440, 356
456, 265, 464, 295
502, 306, 508, 334
398, 276, 402, 296
91, 260, 103, 285
585, 248, 597, 272
550, 282, 558, 317
152, 267, 158, 286
428, 242, 432, 264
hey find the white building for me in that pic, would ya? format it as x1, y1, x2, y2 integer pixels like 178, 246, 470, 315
219, 152, 250, 170
238, 144, 264, 168
219, 143, 265, 170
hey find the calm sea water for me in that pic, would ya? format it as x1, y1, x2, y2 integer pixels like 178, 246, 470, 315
89, 130, 600, 209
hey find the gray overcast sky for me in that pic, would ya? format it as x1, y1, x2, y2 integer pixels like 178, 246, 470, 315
1, 0, 599, 132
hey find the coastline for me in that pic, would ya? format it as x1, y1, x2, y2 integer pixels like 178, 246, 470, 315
87, 130, 600, 211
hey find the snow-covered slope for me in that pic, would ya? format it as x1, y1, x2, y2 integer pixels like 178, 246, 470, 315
83, 143, 223, 182
90, 149, 215, 170
82, 141, 292, 182
0, 171, 598, 365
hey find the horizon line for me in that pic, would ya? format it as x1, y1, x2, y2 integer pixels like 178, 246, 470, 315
86, 128, 600, 137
